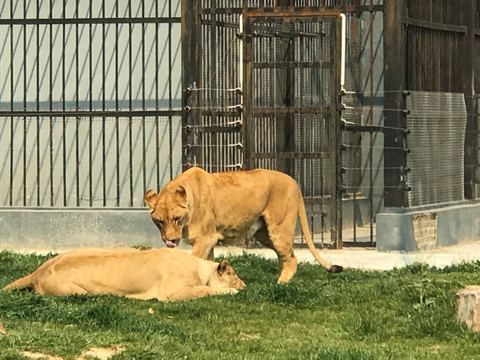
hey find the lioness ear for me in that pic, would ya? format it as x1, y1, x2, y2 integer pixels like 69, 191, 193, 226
144, 189, 157, 210
217, 260, 232, 275
174, 186, 188, 207
175, 185, 186, 198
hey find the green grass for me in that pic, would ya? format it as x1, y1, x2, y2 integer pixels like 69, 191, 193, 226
1, 251, 480, 359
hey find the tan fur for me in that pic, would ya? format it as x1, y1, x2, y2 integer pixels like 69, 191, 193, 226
3, 248, 245, 301
145, 167, 343, 283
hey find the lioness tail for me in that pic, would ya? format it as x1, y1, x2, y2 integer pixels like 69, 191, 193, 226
297, 194, 343, 273
3, 274, 34, 291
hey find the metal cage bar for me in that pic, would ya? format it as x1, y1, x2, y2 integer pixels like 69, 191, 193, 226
0, 0, 182, 208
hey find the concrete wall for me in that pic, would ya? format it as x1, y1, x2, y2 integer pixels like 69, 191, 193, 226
377, 202, 480, 251
0, 198, 371, 250
0, 208, 164, 250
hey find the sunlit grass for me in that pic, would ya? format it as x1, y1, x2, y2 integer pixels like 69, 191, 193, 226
1, 251, 480, 359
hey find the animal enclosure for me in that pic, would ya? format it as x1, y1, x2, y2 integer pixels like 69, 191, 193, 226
0, 0, 478, 249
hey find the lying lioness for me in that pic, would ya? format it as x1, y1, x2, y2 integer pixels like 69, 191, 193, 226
3, 248, 245, 301
145, 167, 343, 283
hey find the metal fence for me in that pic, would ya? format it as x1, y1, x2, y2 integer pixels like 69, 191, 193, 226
1, 0, 477, 249
405, 92, 467, 206
400, 0, 480, 205
0, 116, 181, 207
182, 1, 384, 247
0, 0, 183, 208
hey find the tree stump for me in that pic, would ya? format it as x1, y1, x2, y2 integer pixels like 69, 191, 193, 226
456, 285, 480, 331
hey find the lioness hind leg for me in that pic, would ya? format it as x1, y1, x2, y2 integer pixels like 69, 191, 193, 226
254, 222, 298, 283
259, 206, 300, 283
275, 244, 298, 283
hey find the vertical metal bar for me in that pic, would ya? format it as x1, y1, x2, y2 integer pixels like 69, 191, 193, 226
102, 0, 106, 207
9, 0, 14, 206
36, 0, 40, 206
23, 0, 27, 206
115, 0, 120, 207
155, 0, 160, 189
142, 0, 146, 199
329, 17, 342, 249
463, 0, 477, 199
351, 10, 358, 243
168, 0, 173, 180
128, 0, 133, 207
336, 17, 343, 248
75, 0, 80, 207
89, 0, 93, 207
62, 0, 66, 207
369, 7, 374, 242
299, 27, 305, 200
210, 0, 218, 170
239, 14, 244, 169
384, 0, 407, 207
62, 0, 67, 206
242, 4, 253, 170
319, 20, 325, 245
49, 0, 53, 207
181, 0, 202, 170
227, 15, 232, 170
283, 18, 295, 177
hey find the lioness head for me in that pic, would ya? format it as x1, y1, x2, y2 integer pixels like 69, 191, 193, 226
145, 186, 189, 248
217, 260, 246, 290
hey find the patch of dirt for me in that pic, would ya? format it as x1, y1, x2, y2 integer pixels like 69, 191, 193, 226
78, 345, 124, 360
21, 345, 124, 360
20, 351, 63, 360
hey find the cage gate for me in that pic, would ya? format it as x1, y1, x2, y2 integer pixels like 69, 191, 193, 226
182, 5, 344, 248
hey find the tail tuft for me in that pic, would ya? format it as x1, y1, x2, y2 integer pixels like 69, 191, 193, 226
328, 265, 344, 273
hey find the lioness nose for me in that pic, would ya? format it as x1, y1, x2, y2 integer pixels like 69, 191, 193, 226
237, 278, 246, 289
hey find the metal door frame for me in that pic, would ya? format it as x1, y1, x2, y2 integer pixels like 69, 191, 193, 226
241, 8, 344, 248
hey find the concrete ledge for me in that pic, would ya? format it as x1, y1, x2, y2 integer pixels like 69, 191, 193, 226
0, 199, 371, 250
0, 208, 162, 250
376, 202, 480, 251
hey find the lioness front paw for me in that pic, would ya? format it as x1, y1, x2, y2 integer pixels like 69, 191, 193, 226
220, 288, 238, 295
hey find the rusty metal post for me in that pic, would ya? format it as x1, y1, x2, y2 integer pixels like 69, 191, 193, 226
181, 0, 202, 170
330, 16, 343, 249
463, 0, 477, 199
384, 0, 408, 208
242, 4, 254, 170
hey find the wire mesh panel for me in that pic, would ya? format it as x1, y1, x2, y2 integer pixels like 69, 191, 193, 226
406, 91, 467, 206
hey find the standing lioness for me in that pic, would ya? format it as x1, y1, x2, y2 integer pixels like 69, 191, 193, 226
145, 167, 343, 283
3, 248, 245, 301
